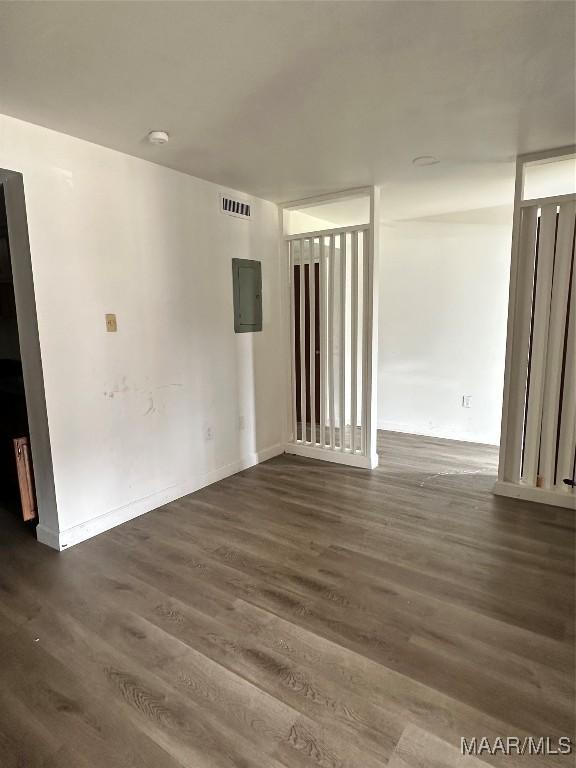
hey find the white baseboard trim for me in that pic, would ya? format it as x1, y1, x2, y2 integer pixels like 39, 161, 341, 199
36, 443, 285, 551
36, 524, 61, 550
378, 421, 500, 448
285, 442, 379, 469
493, 480, 576, 510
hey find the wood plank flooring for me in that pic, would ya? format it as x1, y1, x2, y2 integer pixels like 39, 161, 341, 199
0, 431, 574, 767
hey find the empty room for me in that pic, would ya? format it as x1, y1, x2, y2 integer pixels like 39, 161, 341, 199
0, 2, 574, 766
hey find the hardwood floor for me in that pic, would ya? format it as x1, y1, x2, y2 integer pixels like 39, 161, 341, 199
0, 431, 574, 767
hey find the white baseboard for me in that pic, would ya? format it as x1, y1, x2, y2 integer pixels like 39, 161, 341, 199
36, 524, 61, 550
285, 442, 379, 469
493, 480, 576, 510
378, 421, 500, 447
36, 443, 285, 551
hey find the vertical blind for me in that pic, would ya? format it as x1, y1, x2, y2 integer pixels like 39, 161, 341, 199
505, 200, 576, 491
288, 227, 370, 456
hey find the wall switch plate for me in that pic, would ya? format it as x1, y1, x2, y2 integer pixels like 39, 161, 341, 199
105, 313, 117, 333
462, 395, 472, 408
204, 426, 214, 442
238, 414, 245, 431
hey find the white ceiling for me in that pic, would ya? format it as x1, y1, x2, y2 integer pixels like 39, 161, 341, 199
0, 1, 574, 220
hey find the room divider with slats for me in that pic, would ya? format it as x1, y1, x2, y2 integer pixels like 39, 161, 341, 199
496, 149, 576, 510
282, 190, 379, 469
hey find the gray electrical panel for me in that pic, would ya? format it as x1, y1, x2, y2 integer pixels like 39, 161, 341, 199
232, 259, 262, 333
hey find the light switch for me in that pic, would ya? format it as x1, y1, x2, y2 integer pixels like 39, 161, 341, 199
105, 313, 117, 333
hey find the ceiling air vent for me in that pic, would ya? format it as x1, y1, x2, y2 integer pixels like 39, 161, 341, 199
220, 193, 251, 220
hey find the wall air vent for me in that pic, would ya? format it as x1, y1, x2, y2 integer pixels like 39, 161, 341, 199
220, 194, 251, 220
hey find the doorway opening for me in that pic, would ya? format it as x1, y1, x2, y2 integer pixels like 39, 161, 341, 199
0, 185, 35, 527
0, 170, 58, 545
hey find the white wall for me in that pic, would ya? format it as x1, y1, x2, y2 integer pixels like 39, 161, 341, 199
0, 114, 284, 548
283, 208, 338, 235
378, 208, 512, 446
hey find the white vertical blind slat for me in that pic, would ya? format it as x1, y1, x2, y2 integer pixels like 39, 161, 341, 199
361, 232, 369, 456
540, 202, 576, 487
350, 231, 358, 453
504, 206, 539, 482
556, 222, 576, 488
289, 242, 297, 443
521, 205, 557, 484
309, 238, 316, 445
328, 235, 336, 449
339, 233, 347, 450
319, 237, 327, 449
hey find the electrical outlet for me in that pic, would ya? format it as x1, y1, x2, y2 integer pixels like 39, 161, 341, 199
462, 395, 472, 409
105, 313, 117, 333
204, 426, 214, 442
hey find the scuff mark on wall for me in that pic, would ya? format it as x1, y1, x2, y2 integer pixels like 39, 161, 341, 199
104, 376, 130, 399
104, 379, 183, 399
103, 377, 183, 417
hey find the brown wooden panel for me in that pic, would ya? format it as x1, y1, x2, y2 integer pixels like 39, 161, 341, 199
13, 436, 36, 521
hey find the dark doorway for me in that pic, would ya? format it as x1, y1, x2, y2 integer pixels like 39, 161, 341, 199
0, 186, 33, 522
294, 262, 321, 434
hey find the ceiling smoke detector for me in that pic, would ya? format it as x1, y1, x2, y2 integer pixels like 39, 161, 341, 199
412, 155, 439, 167
147, 130, 170, 145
